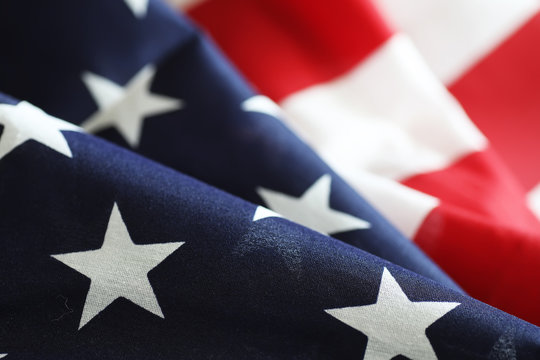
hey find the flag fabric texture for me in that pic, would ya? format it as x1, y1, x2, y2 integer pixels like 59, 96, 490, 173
178, 0, 540, 326
1, 95, 540, 358
1, 0, 540, 359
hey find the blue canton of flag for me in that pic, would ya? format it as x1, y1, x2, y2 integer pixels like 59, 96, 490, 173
0, 1, 539, 359
0, 0, 454, 289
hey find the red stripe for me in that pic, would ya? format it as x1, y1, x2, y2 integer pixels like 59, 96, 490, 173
407, 148, 540, 324
188, 0, 394, 101
416, 201, 540, 325
450, 11, 540, 191
403, 148, 540, 232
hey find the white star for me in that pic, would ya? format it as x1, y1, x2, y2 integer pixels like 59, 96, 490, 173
52, 203, 183, 330
81, 65, 183, 148
255, 174, 370, 235
0, 354, 6, 358
0, 101, 81, 159
124, 0, 149, 18
326, 268, 460, 360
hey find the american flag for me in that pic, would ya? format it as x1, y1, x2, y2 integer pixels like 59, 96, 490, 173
179, 0, 540, 326
0, 0, 539, 358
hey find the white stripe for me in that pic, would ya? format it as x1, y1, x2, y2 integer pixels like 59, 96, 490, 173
527, 183, 540, 220
375, 0, 540, 84
276, 34, 482, 237
280, 34, 486, 182
347, 171, 439, 238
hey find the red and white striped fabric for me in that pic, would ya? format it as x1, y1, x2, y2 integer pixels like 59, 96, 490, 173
169, 0, 540, 325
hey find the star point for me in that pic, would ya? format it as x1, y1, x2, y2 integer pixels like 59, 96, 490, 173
326, 267, 460, 360
242, 95, 283, 118
124, 0, 149, 18
81, 65, 183, 148
52, 202, 183, 330
255, 174, 370, 235
253, 206, 282, 221
0, 101, 81, 159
